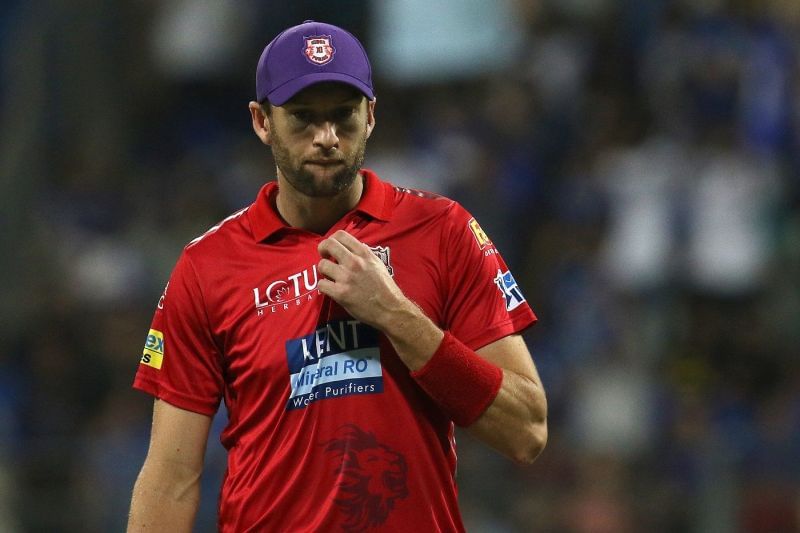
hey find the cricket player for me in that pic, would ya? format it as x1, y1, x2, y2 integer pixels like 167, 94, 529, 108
128, 20, 547, 532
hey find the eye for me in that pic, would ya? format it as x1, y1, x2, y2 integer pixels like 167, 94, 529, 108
332, 107, 356, 122
291, 110, 312, 122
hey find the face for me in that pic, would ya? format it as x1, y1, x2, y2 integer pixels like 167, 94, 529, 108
255, 83, 375, 198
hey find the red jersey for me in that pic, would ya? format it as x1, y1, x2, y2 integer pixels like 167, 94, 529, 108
134, 169, 536, 532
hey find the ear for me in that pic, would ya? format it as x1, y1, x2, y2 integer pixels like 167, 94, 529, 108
365, 98, 376, 139
249, 101, 272, 145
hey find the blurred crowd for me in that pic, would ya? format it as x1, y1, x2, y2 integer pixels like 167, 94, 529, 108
2, 0, 799, 531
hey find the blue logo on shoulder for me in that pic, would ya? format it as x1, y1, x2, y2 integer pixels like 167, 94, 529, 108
494, 269, 526, 311
285, 320, 383, 410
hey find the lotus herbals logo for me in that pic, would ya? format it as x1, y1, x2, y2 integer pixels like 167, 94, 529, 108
253, 263, 320, 315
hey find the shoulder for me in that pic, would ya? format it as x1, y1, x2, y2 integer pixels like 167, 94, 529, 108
388, 184, 467, 224
390, 186, 483, 243
182, 206, 250, 258
167, 206, 252, 295
363, 168, 467, 224
382, 180, 493, 254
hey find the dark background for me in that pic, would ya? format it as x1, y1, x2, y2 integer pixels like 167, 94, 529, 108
1, 0, 799, 531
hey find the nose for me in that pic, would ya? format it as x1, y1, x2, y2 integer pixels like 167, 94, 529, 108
312, 121, 339, 151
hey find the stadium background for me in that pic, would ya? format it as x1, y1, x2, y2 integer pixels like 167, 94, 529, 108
1, 0, 799, 531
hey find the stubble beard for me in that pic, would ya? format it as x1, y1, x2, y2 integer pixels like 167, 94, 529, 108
270, 125, 367, 198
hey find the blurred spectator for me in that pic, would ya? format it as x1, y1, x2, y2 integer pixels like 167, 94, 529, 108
685, 147, 782, 294
371, 0, 523, 84
2, 0, 799, 531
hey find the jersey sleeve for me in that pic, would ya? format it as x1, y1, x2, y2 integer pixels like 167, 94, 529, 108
133, 250, 223, 416
441, 203, 537, 350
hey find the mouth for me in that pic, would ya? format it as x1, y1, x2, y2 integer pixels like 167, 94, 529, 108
305, 159, 344, 167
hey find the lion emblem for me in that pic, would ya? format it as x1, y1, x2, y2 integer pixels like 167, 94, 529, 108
321, 424, 409, 531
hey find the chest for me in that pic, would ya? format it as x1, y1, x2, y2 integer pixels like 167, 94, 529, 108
203, 227, 444, 380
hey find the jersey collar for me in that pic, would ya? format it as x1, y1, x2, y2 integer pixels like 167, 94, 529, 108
248, 168, 393, 242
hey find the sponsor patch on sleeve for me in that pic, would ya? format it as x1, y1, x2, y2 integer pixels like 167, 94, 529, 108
141, 329, 164, 369
468, 218, 492, 249
494, 269, 526, 312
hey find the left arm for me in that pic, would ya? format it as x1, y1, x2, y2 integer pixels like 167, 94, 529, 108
317, 231, 547, 464
469, 334, 548, 464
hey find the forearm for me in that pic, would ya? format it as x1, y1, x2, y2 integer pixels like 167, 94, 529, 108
381, 300, 547, 463
466, 368, 547, 464
315, 229, 547, 462
379, 298, 443, 371
127, 459, 202, 532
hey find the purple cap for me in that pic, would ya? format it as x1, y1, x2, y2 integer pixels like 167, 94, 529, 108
256, 20, 374, 106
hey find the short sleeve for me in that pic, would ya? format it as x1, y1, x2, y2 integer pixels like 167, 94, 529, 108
133, 251, 223, 416
441, 204, 537, 350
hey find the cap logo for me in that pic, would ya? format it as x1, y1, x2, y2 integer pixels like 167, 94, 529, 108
304, 35, 335, 65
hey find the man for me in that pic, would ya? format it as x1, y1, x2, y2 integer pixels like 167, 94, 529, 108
128, 20, 547, 532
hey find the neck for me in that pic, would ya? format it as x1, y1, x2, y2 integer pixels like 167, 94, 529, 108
275, 172, 364, 234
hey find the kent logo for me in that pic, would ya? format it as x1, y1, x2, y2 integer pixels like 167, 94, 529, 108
293, 320, 364, 365
494, 269, 526, 312
285, 320, 383, 410
140, 329, 164, 369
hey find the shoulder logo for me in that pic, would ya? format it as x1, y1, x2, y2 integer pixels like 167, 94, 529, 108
369, 245, 394, 277
141, 329, 164, 369
468, 218, 492, 249
304, 35, 335, 65
494, 269, 526, 312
